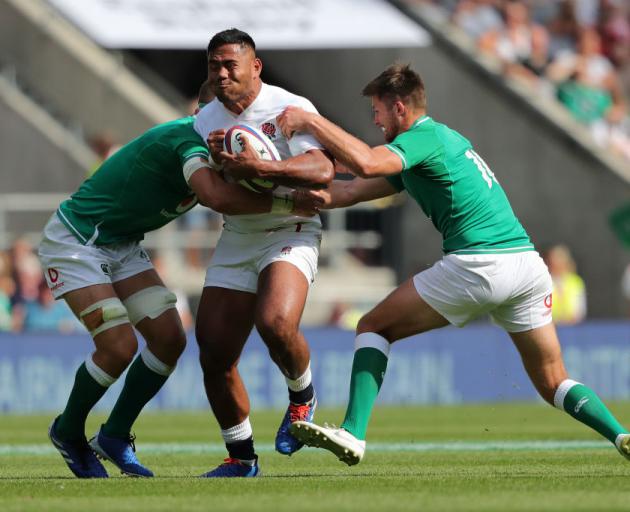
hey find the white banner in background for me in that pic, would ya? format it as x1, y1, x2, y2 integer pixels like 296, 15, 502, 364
47, 0, 430, 49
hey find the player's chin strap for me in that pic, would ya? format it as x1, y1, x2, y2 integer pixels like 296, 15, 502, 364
79, 297, 130, 337
271, 192, 294, 214
122, 286, 177, 325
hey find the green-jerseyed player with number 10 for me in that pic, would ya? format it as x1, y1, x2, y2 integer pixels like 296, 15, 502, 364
274, 63, 630, 466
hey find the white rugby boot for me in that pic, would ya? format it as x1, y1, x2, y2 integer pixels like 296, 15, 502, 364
290, 421, 365, 466
615, 433, 630, 461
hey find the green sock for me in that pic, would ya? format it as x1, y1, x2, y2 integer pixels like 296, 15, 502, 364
102, 349, 172, 438
341, 333, 390, 440
556, 380, 629, 444
56, 361, 111, 441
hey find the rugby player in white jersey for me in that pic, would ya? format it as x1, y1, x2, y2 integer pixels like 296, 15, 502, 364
193, 29, 334, 477
39, 79, 321, 479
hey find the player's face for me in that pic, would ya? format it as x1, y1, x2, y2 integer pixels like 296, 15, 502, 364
207, 44, 261, 106
371, 96, 401, 143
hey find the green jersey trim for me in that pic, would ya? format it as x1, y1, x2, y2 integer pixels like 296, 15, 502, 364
449, 245, 535, 255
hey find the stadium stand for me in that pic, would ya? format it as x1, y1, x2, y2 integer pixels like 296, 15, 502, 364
1, 0, 629, 322
400, 0, 630, 164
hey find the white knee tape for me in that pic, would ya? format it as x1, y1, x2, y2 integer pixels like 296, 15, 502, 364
79, 297, 129, 337
122, 286, 177, 325
140, 347, 174, 376
85, 355, 116, 387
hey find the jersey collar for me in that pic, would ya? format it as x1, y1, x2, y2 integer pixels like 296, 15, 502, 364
411, 115, 430, 129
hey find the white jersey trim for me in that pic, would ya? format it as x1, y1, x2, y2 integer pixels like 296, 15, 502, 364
86, 221, 102, 246
385, 144, 408, 170
56, 208, 88, 244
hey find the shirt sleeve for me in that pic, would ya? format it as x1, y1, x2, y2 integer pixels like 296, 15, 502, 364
287, 97, 326, 156
385, 130, 437, 171
178, 140, 210, 183
385, 173, 405, 192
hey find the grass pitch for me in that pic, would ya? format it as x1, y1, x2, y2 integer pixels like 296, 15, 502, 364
2, 403, 630, 511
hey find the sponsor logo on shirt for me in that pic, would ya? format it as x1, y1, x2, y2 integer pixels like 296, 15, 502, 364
260, 122, 277, 140
544, 294, 553, 308
175, 194, 198, 214
47, 267, 65, 291
280, 246, 292, 256
47, 268, 59, 283
161, 194, 199, 218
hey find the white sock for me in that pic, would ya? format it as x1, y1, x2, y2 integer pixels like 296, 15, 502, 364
355, 332, 391, 356
221, 418, 253, 444
285, 363, 312, 393
553, 379, 581, 410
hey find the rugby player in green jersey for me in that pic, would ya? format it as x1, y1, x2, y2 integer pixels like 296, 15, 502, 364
276, 63, 630, 466
39, 110, 321, 478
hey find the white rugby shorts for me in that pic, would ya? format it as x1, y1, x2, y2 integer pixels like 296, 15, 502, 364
38, 214, 154, 299
413, 251, 553, 333
204, 227, 321, 293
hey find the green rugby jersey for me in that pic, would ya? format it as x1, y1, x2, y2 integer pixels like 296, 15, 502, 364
58, 117, 208, 246
385, 116, 533, 255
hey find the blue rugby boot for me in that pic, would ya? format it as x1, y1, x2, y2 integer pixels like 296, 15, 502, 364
275, 397, 317, 455
48, 416, 108, 478
89, 426, 153, 477
201, 457, 260, 478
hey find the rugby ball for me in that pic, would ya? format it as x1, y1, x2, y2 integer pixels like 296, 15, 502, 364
224, 124, 280, 193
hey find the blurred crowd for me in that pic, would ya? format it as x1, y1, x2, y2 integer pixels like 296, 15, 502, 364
423, 0, 630, 160
0, 238, 198, 335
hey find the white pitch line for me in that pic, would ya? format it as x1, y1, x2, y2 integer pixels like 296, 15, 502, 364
0, 440, 611, 456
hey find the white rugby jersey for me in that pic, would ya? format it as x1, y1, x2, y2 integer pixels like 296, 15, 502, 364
194, 83, 325, 234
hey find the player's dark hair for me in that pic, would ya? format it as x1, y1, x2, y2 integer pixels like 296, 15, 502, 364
207, 29, 256, 55
362, 64, 426, 110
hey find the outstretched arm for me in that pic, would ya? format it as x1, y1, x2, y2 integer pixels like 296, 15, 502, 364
276, 107, 403, 178
314, 177, 399, 210
187, 163, 322, 216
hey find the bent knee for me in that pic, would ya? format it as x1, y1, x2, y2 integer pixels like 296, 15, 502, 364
198, 350, 238, 377
155, 325, 187, 356
356, 314, 393, 340
256, 313, 298, 345
99, 334, 138, 367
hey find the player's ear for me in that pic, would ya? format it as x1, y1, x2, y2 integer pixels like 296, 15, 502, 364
253, 57, 262, 79
394, 101, 406, 117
